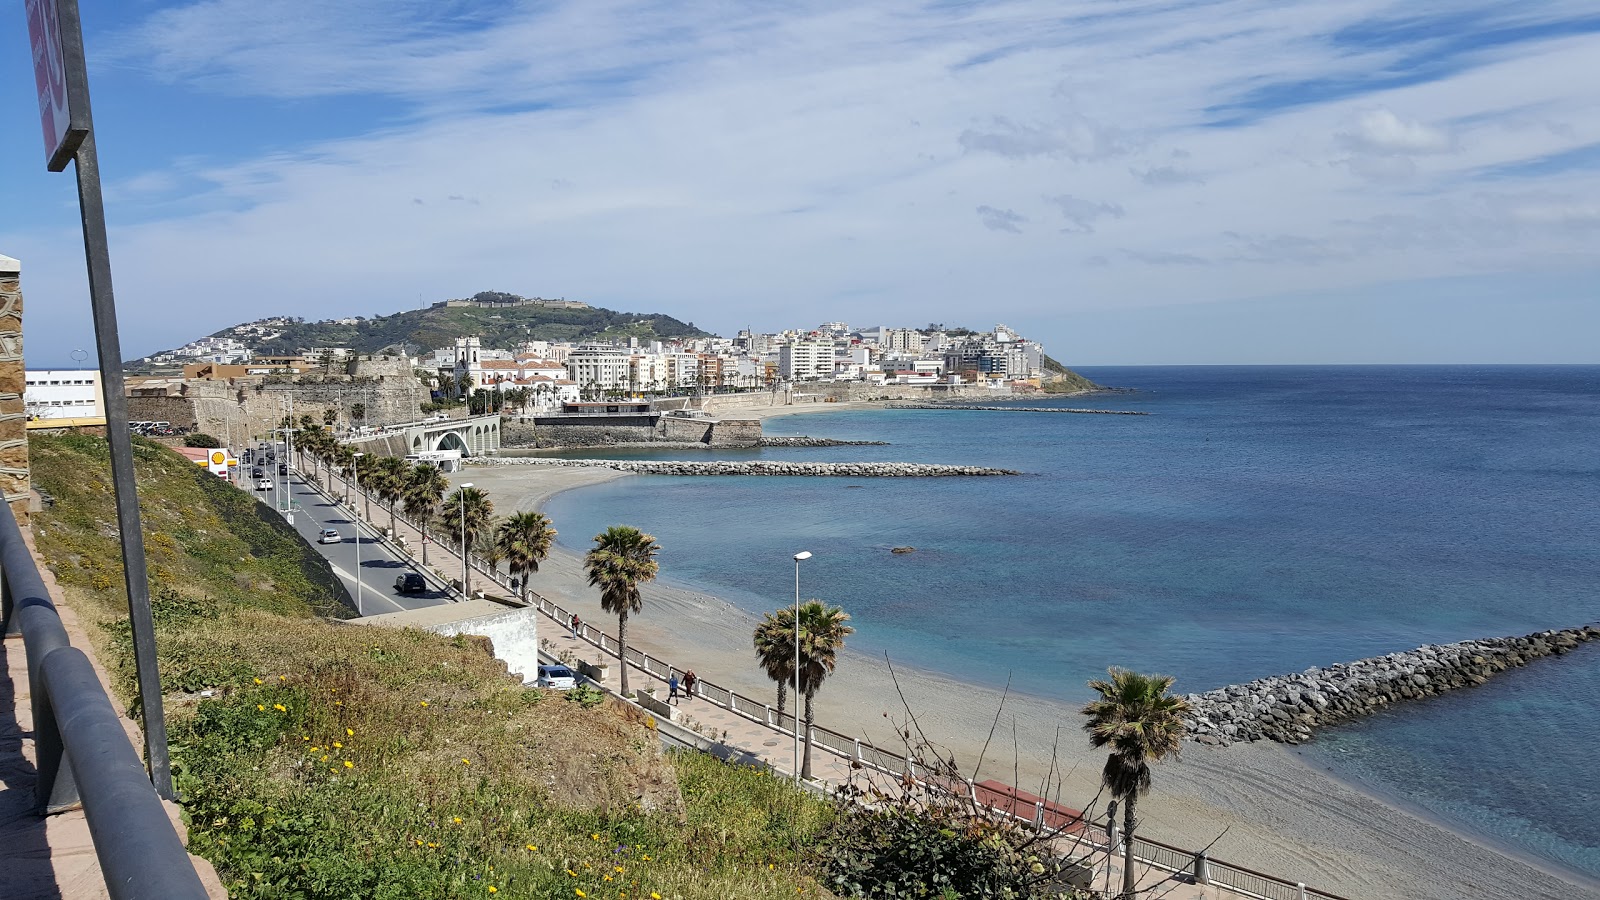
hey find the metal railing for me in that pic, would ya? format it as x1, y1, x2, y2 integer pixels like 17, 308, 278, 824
0, 502, 209, 899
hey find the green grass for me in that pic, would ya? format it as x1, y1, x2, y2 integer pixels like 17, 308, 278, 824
29, 434, 836, 899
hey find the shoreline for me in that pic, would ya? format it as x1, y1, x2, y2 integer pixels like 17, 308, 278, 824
455, 462, 1598, 900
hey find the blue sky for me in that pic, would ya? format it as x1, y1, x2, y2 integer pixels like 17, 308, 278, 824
3, 0, 1598, 366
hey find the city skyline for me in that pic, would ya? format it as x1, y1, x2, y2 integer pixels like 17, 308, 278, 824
4, 1, 1599, 367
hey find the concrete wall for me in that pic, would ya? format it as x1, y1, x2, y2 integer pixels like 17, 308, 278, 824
0, 255, 26, 522
660, 416, 712, 443
708, 419, 760, 446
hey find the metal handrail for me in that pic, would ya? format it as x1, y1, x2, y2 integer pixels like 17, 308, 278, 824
0, 501, 209, 899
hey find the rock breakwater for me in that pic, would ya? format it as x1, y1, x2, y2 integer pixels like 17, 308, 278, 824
757, 437, 891, 447
1185, 625, 1600, 746
888, 404, 1148, 416
470, 458, 1019, 476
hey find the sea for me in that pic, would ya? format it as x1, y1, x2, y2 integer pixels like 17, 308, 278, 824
541, 366, 1600, 882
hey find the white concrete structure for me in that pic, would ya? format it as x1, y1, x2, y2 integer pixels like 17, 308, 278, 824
779, 339, 833, 381
24, 369, 105, 420
565, 344, 632, 395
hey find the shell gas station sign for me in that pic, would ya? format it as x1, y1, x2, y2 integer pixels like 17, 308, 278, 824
206, 449, 237, 477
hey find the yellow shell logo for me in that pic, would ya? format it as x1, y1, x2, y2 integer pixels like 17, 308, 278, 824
210, 451, 226, 465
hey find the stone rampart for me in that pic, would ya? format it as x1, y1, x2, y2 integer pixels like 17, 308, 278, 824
707, 419, 760, 446
469, 458, 1018, 476
889, 404, 1147, 415
0, 254, 26, 521
1185, 624, 1600, 746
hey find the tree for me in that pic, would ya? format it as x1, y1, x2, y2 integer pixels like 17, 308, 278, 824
182, 433, 220, 448
1081, 668, 1190, 900
753, 607, 797, 720
351, 402, 366, 423
495, 511, 556, 605
795, 601, 853, 780
372, 456, 411, 539
440, 486, 494, 596
582, 526, 660, 696
403, 463, 448, 567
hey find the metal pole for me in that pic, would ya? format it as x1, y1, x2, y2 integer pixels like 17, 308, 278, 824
62, 27, 173, 796
792, 549, 811, 783
352, 452, 364, 615
460, 482, 474, 599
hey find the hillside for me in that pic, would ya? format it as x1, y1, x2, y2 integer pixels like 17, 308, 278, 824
133, 291, 710, 365
28, 434, 835, 899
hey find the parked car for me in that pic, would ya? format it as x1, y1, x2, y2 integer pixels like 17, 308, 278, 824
535, 664, 578, 691
278, 463, 288, 475
317, 528, 341, 544
255, 478, 273, 491
394, 573, 427, 594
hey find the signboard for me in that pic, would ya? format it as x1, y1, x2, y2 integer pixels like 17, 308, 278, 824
24, 0, 89, 170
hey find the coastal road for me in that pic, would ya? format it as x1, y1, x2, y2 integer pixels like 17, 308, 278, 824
259, 470, 452, 616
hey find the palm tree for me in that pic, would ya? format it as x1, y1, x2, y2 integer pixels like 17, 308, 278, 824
332, 443, 355, 497
752, 607, 797, 720
1081, 668, 1190, 900
372, 456, 411, 538
582, 526, 661, 696
354, 452, 378, 520
495, 511, 556, 605
440, 486, 494, 596
795, 601, 853, 780
403, 463, 448, 567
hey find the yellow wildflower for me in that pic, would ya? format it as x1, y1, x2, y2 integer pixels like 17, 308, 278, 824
653, 894, 662, 900
273, 704, 286, 712
567, 870, 577, 877
279, 675, 286, 681
428, 842, 439, 849
526, 844, 538, 852
320, 755, 329, 762
488, 888, 497, 894
256, 704, 265, 711
420, 700, 430, 707
343, 760, 353, 769
253, 678, 263, 685
346, 727, 354, 736
603, 875, 613, 883
614, 866, 625, 873
591, 833, 600, 841
333, 741, 343, 749
576, 891, 586, 899
453, 817, 463, 825
462, 758, 471, 765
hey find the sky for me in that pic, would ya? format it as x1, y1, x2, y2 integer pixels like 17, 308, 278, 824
3, 0, 1599, 367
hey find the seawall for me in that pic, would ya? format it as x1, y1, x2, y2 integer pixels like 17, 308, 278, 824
1186, 624, 1600, 746
468, 458, 1019, 476
888, 403, 1148, 415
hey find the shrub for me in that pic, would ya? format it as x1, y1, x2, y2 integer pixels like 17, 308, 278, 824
184, 433, 221, 448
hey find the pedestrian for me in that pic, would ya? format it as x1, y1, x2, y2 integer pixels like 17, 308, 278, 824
668, 674, 681, 705
683, 669, 698, 701
570, 614, 581, 640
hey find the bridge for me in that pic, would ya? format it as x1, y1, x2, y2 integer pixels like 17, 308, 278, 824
341, 413, 502, 459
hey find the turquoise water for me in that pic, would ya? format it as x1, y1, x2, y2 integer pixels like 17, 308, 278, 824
542, 366, 1600, 880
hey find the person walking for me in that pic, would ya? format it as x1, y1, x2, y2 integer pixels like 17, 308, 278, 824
683, 669, 698, 701
668, 674, 681, 705
570, 614, 581, 640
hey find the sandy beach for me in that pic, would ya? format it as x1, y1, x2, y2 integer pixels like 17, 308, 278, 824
455, 399, 1600, 900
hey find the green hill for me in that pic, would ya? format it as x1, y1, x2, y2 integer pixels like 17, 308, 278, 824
133, 292, 710, 366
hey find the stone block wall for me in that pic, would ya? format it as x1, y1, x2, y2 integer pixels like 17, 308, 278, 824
0, 255, 27, 524
707, 419, 760, 446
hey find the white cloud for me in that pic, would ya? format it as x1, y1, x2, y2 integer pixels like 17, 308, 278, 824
6, 0, 1600, 364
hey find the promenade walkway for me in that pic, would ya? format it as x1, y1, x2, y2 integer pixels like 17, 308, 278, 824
0, 525, 224, 899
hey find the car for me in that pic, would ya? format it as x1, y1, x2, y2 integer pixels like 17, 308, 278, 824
394, 573, 427, 594
251, 467, 264, 479
255, 478, 273, 491
278, 463, 288, 475
317, 528, 341, 544
535, 664, 578, 691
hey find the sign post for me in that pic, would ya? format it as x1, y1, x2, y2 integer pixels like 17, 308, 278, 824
24, 0, 174, 799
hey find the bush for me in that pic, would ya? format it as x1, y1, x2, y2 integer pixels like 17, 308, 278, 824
184, 433, 221, 448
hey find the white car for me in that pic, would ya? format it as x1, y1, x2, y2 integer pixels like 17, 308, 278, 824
255, 478, 273, 491
535, 664, 578, 691
317, 528, 342, 544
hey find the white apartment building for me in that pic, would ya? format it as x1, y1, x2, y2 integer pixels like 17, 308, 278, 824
885, 328, 926, 353
25, 369, 105, 420
565, 344, 632, 394
780, 338, 834, 381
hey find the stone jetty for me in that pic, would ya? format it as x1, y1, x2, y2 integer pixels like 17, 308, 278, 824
757, 437, 890, 447
468, 458, 1019, 476
888, 404, 1148, 416
1184, 625, 1600, 746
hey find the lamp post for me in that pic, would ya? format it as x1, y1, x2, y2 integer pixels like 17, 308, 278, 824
792, 550, 811, 784
352, 452, 364, 616
460, 482, 474, 600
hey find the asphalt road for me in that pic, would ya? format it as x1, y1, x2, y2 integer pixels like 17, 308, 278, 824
251, 467, 450, 616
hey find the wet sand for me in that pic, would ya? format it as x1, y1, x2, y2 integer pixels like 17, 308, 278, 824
457, 409, 1599, 900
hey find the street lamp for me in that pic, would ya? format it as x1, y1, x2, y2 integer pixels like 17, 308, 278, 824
459, 482, 474, 601
792, 550, 812, 784
352, 452, 364, 616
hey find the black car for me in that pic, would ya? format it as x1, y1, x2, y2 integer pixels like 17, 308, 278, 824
278, 463, 288, 475
251, 467, 264, 479
395, 573, 427, 594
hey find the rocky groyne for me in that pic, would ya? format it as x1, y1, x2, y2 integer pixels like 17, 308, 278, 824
469, 458, 1018, 476
1185, 625, 1600, 746
888, 404, 1148, 416
757, 437, 890, 447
